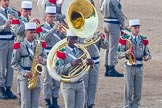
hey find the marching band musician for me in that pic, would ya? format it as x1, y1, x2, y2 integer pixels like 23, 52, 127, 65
12, 0, 33, 104
13, 1, 35, 41
82, 32, 109, 108
39, 6, 62, 108
45, 0, 66, 23
100, 0, 125, 77
118, 19, 151, 108
0, 0, 18, 99
11, 22, 47, 108
55, 29, 94, 108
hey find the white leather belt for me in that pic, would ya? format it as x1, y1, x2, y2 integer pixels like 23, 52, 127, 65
104, 18, 119, 22
0, 35, 13, 39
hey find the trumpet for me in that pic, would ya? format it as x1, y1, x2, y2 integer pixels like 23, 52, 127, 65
28, 16, 41, 26
53, 21, 67, 34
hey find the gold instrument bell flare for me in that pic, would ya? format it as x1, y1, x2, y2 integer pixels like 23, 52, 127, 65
67, 0, 98, 38
71, 11, 85, 29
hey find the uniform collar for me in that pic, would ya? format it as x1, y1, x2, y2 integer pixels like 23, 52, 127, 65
67, 45, 76, 51
0, 6, 6, 11
21, 16, 29, 21
46, 22, 51, 27
131, 34, 139, 40
25, 38, 35, 47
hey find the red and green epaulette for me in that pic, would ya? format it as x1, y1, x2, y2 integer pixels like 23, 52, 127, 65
13, 42, 20, 49
55, 48, 66, 66
56, 48, 66, 60
140, 35, 149, 45
119, 35, 129, 45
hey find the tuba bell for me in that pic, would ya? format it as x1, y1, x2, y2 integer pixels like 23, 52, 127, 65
47, 0, 99, 83
66, 0, 98, 38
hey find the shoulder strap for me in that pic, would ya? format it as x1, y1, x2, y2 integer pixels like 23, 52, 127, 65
0, 13, 7, 21
25, 45, 34, 61
67, 53, 77, 60
42, 26, 50, 32
53, 33, 61, 40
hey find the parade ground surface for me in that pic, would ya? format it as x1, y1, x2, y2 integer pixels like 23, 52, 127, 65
0, 0, 162, 108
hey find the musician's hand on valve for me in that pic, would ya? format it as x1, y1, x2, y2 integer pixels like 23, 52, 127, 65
4, 21, 11, 29
87, 59, 94, 65
24, 72, 33, 78
71, 59, 82, 66
37, 56, 43, 64
8, 14, 14, 20
53, 22, 59, 30
29, 18, 36, 22
125, 49, 131, 56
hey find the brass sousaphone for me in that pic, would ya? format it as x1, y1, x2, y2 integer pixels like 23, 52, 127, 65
47, 0, 99, 83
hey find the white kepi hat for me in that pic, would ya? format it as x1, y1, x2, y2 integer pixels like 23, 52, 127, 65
129, 19, 140, 26
66, 29, 76, 37
25, 22, 36, 30
45, 6, 56, 14
21, 1, 32, 9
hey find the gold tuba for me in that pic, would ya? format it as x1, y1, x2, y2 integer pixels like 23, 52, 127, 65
47, 0, 99, 83
28, 40, 44, 89
126, 39, 136, 65
47, 38, 91, 83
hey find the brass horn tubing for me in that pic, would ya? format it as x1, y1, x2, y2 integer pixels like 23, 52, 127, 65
60, 78, 72, 83
83, 31, 101, 47
61, 63, 88, 79
68, 52, 90, 77
63, 51, 88, 78
69, 62, 87, 77
53, 21, 67, 34
68, 52, 87, 75
84, 36, 101, 47
70, 64, 91, 78
68, 44, 92, 76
